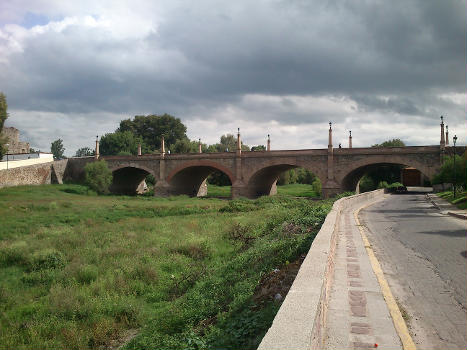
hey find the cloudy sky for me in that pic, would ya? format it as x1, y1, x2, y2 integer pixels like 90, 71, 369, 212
0, 0, 465, 155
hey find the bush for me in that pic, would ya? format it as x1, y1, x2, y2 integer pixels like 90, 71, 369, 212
84, 160, 113, 194
311, 178, 321, 196
377, 181, 388, 189
359, 175, 375, 193
387, 182, 403, 189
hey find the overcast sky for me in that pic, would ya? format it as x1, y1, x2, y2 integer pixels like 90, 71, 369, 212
0, 0, 465, 155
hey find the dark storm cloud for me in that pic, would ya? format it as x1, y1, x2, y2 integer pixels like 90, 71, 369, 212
0, 0, 464, 144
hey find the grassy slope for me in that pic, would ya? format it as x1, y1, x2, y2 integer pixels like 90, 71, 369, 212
437, 190, 467, 210
0, 184, 333, 350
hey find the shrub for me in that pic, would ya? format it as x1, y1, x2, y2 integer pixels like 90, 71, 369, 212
311, 178, 322, 195
84, 160, 113, 194
387, 182, 403, 189
377, 181, 388, 189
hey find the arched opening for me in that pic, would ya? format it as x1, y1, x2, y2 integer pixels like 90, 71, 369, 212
248, 165, 322, 198
167, 166, 233, 197
341, 163, 430, 193
206, 169, 232, 198
110, 167, 151, 195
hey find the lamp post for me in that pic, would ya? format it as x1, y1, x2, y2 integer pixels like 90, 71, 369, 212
453, 135, 457, 198
5, 143, 9, 170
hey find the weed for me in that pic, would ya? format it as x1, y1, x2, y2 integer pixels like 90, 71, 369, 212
30, 248, 66, 271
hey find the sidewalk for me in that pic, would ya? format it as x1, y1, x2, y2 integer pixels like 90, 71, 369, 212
325, 196, 403, 350
427, 193, 467, 220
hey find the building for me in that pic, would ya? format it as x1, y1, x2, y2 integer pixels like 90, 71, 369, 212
1, 127, 30, 154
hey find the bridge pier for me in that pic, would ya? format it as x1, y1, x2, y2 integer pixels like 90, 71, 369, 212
322, 180, 341, 198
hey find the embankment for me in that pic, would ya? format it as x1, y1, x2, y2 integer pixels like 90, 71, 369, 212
258, 189, 384, 350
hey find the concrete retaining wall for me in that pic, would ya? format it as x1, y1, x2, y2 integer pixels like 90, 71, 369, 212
258, 189, 384, 350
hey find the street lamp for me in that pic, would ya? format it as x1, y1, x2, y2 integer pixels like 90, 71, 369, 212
453, 135, 457, 198
5, 143, 9, 170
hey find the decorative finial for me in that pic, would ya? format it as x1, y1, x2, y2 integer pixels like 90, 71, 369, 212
453, 135, 458, 144
446, 125, 448, 131
349, 130, 352, 137
96, 135, 98, 140
329, 121, 332, 128
268, 134, 270, 140
440, 115, 444, 123
199, 138, 201, 143
238, 128, 240, 134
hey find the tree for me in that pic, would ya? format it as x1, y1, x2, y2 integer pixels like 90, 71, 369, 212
170, 138, 206, 154
75, 147, 95, 157
0, 93, 9, 158
372, 139, 406, 147
118, 114, 187, 152
206, 134, 250, 153
51, 139, 65, 160
251, 145, 266, 151
432, 155, 466, 189
84, 160, 113, 194
99, 131, 146, 156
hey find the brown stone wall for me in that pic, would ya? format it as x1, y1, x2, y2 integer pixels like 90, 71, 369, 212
0, 159, 84, 188
0, 162, 53, 187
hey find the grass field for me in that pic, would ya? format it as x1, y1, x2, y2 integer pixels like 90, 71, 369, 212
0, 184, 337, 349
206, 183, 319, 198
437, 190, 467, 210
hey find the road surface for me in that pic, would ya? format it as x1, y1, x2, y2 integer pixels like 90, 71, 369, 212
360, 191, 467, 349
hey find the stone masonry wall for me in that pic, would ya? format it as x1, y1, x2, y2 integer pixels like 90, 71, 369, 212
0, 162, 54, 188
0, 159, 75, 188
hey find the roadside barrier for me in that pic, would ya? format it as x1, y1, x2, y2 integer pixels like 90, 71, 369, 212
258, 189, 384, 350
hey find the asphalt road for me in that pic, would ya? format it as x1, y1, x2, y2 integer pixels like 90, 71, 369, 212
360, 191, 467, 350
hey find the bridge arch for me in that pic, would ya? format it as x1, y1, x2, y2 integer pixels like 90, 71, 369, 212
338, 156, 434, 192
166, 160, 235, 197
109, 165, 155, 195
245, 161, 326, 198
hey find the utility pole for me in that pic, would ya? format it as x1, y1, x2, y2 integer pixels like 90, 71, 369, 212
453, 135, 457, 198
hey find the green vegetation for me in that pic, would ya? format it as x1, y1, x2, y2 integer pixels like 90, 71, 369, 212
75, 147, 95, 157
0, 184, 339, 349
437, 190, 467, 210
206, 184, 321, 198
206, 184, 231, 197
358, 139, 407, 192
432, 154, 467, 190
84, 160, 113, 194
277, 184, 319, 197
51, 139, 65, 160
372, 138, 406, 148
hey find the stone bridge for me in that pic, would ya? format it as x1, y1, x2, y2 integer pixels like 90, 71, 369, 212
92, 121, 462, 198
103, 145, 445, 198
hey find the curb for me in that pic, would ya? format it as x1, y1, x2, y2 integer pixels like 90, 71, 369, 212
258, 189, 385, 350
427, 194, 467, 220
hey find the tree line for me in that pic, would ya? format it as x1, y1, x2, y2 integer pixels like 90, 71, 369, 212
95, 114, 255, 156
